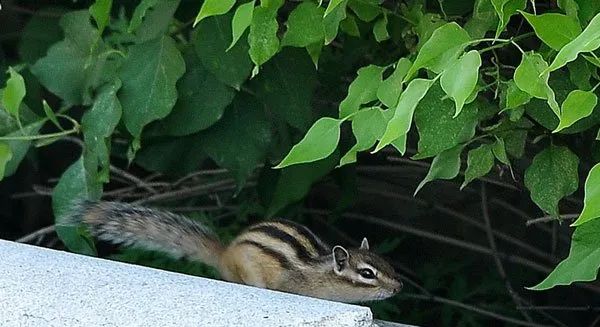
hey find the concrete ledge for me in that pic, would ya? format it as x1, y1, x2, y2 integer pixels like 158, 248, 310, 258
0, 239, 380, 327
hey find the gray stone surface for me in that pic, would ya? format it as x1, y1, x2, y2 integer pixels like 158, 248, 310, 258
0, 239, 374, 327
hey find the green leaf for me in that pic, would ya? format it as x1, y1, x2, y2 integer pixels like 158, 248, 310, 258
339, 14, 360, 37
546, 13, 600, 72
522, 69, 600, 134
514, 52, 559, 115
491, 138, 511, 166
520, 11, 581, 50
571, 163, 600, 226
134, 0, 180, 43
193, 13, 252, 89
409, 8, 445, 50
159, 53, 235, 136
528, 218, 600, 290
440, 50, 482, 117
198, 93, 272, 187
374, 78, 434, 153
348, 0, 382, 22
567, 58, 592, 90
2, 120, 45, 178
494, 119, 530, 158
404, 23, 472, 81
282, 2, 325, 48
118, 35, 185, 140
373, 14, 389, 42
464, 0, 499, 38
30, 11, 103, 106
325, 0, 346, 17
339, 65, 384, 118
81, 79, 122, 180
0, 143, 13, 181
42, 100, 62, 131
413, 83, 479, 159
89, 0, 112, 33
491, 0, 526, 38
129, 0, 160, 32
503, 80, 532, 110
340, 107, 387, 166
249, 4, 281, 68
261, 0, 284, 9
377, 58, 412, 108
583, 54, 600, 68
2, 67, 26, 119
276, 117, 342, 168
461, 144, 494, 189
323, 0, 348, 44
252, 48, 317, 131
306, 42, 323, 68
262, 152, 338, 217
53, 156, 101, 256
135, 135, 207, 178
514, 52, 548, 99
524, 145, 579, 217
194, 0, 236, 26
227, 1, 255, 51
557, 0, 579, 20
554, 90, 598, 132
415, 145, 465, 195
577, 1, 600, 24
18, 14, 63, 64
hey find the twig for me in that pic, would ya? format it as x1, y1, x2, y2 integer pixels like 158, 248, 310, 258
304, 208, 552, 274
4, 5, 64, 17
109, 165, 159, 194
403, 293, 555, 327
306, 207, 600, 294
168, 205, 238, 213
132, 179, 237, 205
172, 169, 232, 187
491, 198, 570, 243
357, 183, 560, 263
15, 225, 56, 244
102, 183, 172, 198
517, 306, 600, 312
481, 182, 534, 323
526, 214, 580, 226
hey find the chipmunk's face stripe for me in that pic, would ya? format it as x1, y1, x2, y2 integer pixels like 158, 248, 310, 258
237, 240, 294, 270
275, 220, 330, 256
246, 225, 316, 262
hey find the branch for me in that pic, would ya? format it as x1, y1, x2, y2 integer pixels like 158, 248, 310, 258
356, 182, 560, 263
526, 214, 579, 226
132, 179, 239, 205
517, 306, 600, 312
15, 225, 56, 244
109, 165, 160, 194
304, 208, 552, 274
481, 182, 534, 323
403, 293, 555, 327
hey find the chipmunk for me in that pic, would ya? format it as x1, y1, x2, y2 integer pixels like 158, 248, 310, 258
67, 200, 403, 303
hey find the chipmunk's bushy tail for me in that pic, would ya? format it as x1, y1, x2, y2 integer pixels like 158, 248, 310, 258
68, 200, 225, 267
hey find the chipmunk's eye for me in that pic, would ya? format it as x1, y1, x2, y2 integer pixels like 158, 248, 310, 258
358, 268, 376, 279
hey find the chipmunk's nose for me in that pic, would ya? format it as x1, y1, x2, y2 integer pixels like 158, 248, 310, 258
393, 276, 403, 293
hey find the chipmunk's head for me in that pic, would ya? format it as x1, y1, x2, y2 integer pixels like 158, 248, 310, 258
331, 238, 402, 303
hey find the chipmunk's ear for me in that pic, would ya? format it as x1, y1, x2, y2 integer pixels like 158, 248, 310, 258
332, 245, 349, 274
360, 237, 369, 250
